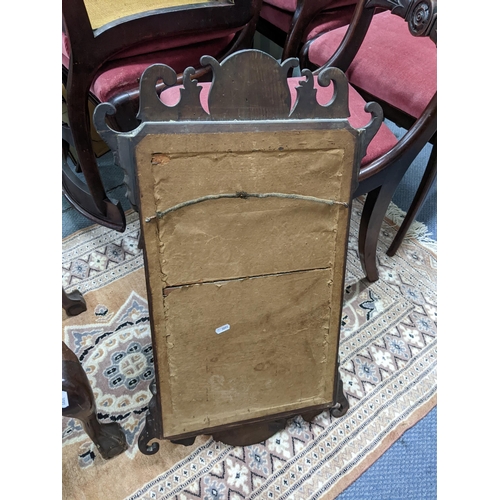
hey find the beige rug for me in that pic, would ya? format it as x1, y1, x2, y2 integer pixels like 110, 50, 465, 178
62, 198, 437, 500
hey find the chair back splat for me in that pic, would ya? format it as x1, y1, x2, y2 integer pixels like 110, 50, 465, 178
94, 49, 381, 450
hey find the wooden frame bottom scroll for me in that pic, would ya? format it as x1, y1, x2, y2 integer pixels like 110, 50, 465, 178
94, 49, 382, 451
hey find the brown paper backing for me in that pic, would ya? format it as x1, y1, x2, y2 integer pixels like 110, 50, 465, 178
135, 129, 356, 438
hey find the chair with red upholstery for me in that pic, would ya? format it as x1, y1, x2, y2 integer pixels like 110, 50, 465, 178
300, 0, 437, 261
62, 0, 262, 232
257, 0, 357, 59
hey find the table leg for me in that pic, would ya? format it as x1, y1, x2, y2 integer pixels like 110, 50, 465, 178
62, 341, 127, 459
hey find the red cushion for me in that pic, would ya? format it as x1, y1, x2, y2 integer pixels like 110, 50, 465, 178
93, 35, 235, 102
308, 11, 437, 118
62, 30, 237, 102
160, 76, 398, 167
260, 3, 355, 40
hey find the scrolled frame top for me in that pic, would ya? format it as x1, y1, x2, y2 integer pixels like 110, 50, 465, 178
95, 50, 379, 128
94, 48, 383, 170
136, 49, 354, 122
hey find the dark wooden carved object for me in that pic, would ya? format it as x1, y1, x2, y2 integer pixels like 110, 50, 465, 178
303, 0, 436, 71
95, 50, 381, 452
62, 341, 128, 459
299, 0, 437, 273
62, 0, 261, 232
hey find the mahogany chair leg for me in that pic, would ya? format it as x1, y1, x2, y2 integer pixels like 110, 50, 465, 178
63, 141, 126, 232
62, 341, 128, 459
386, 144, 437, 257
62, 122, 82, 173
63, 66, 126, 232
62, 287, 87, 316
357, 173, 405, 282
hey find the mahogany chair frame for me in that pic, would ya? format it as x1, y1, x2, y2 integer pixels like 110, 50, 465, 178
62, 0, 262, 232
300, 0, 437, 274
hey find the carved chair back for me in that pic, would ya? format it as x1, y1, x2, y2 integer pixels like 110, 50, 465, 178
62, 0, 261, 232
299, 0, 437, 270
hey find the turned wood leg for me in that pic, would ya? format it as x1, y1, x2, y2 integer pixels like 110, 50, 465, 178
62, 287, 87, 316
358, 175, 405, 282
386, 144, 437, 257
62, 341, 127, 459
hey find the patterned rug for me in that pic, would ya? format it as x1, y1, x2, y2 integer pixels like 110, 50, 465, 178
62, 198, 437, 500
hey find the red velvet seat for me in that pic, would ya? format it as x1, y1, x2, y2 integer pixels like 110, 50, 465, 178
62, 30, 237, 104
